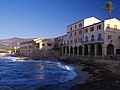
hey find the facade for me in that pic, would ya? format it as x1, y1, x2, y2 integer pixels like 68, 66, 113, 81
20, 38, 54, 57
66, 17, 101, 56
54, 35, 67, 49
39, 38, 54, 51
20, 40, 35, 56
54, 35, 64, 46
54, 35, 67, 55
62, 17, 120, 57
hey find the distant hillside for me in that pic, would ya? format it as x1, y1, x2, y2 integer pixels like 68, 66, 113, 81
0, 37, 31, 50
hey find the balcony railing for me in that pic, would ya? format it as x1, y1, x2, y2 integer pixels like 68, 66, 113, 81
63, 43, 69, 46
83, 38, 103, 44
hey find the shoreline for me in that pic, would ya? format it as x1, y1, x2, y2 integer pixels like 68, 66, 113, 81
4, 55, 120, 90
60, 57, 120, 90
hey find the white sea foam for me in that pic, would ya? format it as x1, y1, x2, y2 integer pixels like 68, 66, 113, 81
0, 57, 16, 62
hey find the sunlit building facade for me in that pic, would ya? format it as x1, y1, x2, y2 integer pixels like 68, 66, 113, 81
62, 17, 120, 57
20, 38, 54, 57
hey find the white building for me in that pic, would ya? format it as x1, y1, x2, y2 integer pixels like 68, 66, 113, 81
66, 17, 101, 55
62, 17, 120, 57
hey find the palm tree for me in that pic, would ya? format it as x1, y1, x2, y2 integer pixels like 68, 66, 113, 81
104, 1, 115, 19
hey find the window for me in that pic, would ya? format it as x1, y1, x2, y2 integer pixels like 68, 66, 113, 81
97, 24, 101, 30
107, 24, 110, 29
36, 43, 39, 48
98, 34, 102, 41
76, 39, 77, 43
70, 33, 72, 36
29, 45, 32, 48
85, 36, 88, 42
91, 35, 94, 42
78, 38, 82, 43
42, 44, 45, 46
74, 32, 76, 36
23, 46, 27, 49
64, 41, 66, 45
90, 27, 94, 32
118, 36, 120, 40
79, 30, 82, 34
47, 43, 52, 46
74, 39, 77, 44
99, 25, 101, 29
79, 23, 82, 27
70, 27, 72, 30
114, 25, 117, 30
116, 49, 120, 54
60, 43, 63, 46
75, 25, 77, 29
84, 28, 88, 33
29, 50, 31, 52
67, 40, 69, 45
108, 35, 112, 39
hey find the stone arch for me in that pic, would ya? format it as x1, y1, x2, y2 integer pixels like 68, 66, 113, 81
70, 46, 73, 55
107, 44, 114, 55
63, 47, 65, 54
66, 46, 69, 55
79, 45, 83, 55
90, 45, 95, 55
74, 46, 77, 55
97, 44, 102, 55
84, 45, 88, 55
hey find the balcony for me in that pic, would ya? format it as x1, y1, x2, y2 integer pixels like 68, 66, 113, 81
83, 38, 104, 44
63, 42, 69, 46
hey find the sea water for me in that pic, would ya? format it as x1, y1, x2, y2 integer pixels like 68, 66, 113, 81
0, 57, 89, 90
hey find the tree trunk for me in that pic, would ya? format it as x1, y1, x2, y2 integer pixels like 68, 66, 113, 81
109, 11, 111, 19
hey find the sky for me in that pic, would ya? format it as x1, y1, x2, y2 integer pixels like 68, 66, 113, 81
0, 0, 120, 39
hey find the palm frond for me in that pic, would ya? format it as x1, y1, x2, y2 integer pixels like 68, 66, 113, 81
104, 1, 115, 18
104, 1, 115, 12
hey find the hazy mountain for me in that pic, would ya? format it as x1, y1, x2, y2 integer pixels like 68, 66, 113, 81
0, 37, 32, 50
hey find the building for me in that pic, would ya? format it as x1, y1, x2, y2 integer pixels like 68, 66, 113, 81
54, 35, 67, 50
54, 35, 64, 46
20, 39, 40, 57
39, 38, 54, 51
62, 17, 120, 57
20, 38, 54, 57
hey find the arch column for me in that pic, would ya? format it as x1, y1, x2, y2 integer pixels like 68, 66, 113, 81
82, 46, 84, 56
73, 46, 74, 56
66, 46, 69, 56
77, 47, 79, 56
70, 46, 74, 56
65, 47, 67, 56
102, 46, 107, 56
69, 46, 70, 56
88, 45, 90, 56
114, 47, 116, 55
61, 47, 64, 55
94, 44, 97, 57
61, 47, 63, 54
